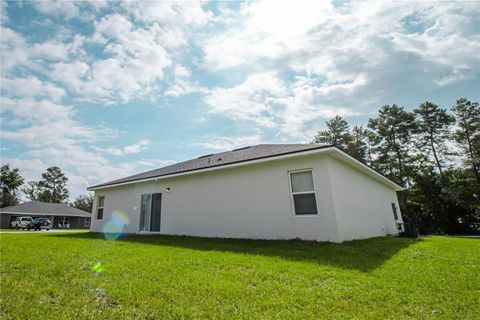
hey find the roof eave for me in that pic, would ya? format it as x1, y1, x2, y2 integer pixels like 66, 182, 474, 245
88, 146, 402, 192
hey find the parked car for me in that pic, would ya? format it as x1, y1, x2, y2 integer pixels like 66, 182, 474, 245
10, 217, 34, 229
28, 218, 52, 231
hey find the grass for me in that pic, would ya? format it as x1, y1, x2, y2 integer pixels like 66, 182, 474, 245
1, 233, 478, 319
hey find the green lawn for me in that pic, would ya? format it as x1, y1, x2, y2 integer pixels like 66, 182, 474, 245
1, 233, 478, 319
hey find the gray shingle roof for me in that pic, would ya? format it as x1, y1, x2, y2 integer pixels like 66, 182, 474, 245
89, 144, 332, 189
0, 201, 91, 217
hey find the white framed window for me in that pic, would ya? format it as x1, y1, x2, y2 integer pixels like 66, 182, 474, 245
59, 217, 70, 228
289, 169, 318, 216
96, 196, 105, 220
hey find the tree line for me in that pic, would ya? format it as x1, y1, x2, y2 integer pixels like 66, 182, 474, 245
313, 98, 479, 234
0, 165, 93, 213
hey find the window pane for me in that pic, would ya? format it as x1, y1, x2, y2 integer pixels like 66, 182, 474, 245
293, 193, 318, 215
98, 196, 105, 207
140, 194, 152, 231
150, 193, 162, 232
291, 171, 314, 193
97, 208, 104, 220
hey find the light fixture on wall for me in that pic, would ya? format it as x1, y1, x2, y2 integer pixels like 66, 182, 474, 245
166, 187, 171, 193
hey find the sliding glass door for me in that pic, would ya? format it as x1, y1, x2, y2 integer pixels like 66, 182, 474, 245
140, 193, 162, 232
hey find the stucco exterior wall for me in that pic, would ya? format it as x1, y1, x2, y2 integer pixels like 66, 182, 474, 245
327, 157, 403, 242
90, 153, 402, 242
91, 154, 343, 242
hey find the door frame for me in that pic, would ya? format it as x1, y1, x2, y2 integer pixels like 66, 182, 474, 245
139, 192, 162, 233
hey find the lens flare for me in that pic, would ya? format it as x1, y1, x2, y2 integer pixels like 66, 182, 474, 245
92, 261, 104, 276
102, 210, 130, 240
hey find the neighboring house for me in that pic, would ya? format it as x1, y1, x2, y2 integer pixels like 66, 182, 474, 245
88, 144, 404, 243
0, 201, 91, 229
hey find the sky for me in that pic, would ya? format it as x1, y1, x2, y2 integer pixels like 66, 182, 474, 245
1, 0, 479, 199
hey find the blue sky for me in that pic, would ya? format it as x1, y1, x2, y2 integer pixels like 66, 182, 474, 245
1, 1, 479, 198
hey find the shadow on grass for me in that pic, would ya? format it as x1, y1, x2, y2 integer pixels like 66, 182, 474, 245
50, 232, 419, 272
445, 235, 480, 239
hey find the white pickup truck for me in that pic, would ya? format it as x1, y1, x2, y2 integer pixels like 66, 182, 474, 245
10, 217, 34, 230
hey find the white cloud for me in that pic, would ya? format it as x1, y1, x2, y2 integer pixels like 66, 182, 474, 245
205, 71, 286, 127
92, 140, 150, 156
434, 68, 473, 87
3, 2, 213, 105
1, 76, 65, 102
31, 40, 70, 61
204, 71, 363, 137
1, 97, 73, 124
122, 1, 212, 28
31, 1, 98, 21
271, 76, 364, 138
1, 27, 84, 75
390, 30, 479, 72
53, 2, 212, 103
203, 1, 479, 77
50, 61, 89, 94
165, 65, 206, 97
33, 0, 80, 18
47, 13, 173, 103
87, 0, 108, 12
203, 1, 333, 70
123, 140, 150, 154
92, 147, 124, 157
0, 28, 30, 72
200, 1, 479, 137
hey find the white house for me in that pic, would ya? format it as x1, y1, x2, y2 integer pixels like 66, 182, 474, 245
88, 144, 404, 242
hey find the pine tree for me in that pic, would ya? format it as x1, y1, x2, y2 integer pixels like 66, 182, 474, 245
367, 105, 417, 187
313, 115, 352, 149
346, 125, 370, 164
37, 166, 69, 203
414, 101, 455, 179
452, 98, 480, 184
